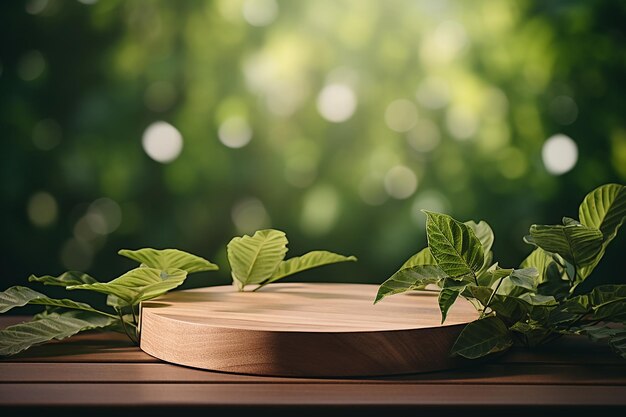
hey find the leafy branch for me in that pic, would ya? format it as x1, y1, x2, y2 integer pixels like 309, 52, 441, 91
226, 229, 357, 292
376, 183, 626, 359
0, 248, 218, 356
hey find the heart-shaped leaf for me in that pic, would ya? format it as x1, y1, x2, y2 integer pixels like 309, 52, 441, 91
375, 265, 447, 303
451, 316, 513, 359
227, 229, 288, 290
118, 248, 218, 273
529, 223, 603, 267
423, 210, 484, 279
28, 271, 97, 287
266, 251, 357, 285
67, 267, 188, 306
0, 311, 115, 356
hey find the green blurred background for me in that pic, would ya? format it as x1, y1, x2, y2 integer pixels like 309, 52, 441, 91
1, 0, 625, 302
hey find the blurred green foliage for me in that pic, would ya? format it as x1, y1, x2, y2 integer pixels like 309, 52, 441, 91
1, 0, 625, 301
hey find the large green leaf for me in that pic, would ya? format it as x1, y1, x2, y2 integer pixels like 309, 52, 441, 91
529, 224, 603, 267
28, 271, 97, 287
227, 229, 288, 290
67, 267, 188, 306
375, 265, 447, 304
0, 311, 115, 356
423, 210, 484, 279
118, 248, 218, 273
451, 316, 513, 359
579, 183, 626, 242
0, 286, 115, 317
578, 184, 626, 278
266, 251, 357, 284
399, 247, 436, 269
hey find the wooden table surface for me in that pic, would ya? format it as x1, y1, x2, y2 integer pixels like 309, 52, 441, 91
1, 316, 625, 416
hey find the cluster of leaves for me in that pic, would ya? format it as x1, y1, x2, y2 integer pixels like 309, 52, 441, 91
376, 183, 626, 359
227, 229, 356, 292
0, 249, 218, 356
0, 229, 356, 356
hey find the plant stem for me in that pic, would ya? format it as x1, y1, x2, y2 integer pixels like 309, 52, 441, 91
480, 276, 505, 319
115, 307, 137, 345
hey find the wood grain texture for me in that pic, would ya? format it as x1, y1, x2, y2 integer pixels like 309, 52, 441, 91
139, 283, 480, 376
1, 317, 626, 413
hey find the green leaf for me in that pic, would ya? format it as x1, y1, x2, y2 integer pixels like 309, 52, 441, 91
578, 184, 626, 278
375, 265, 447, 303
536, 262, 570, 300
562, 217, 581, 226
118, 248, 218, 273
579, 183, 626, 243
608, 331, 626, 359
227, 229, 289, 290
477, 264, 512, 288
0, 286, 115, 317
0, 311, 115, 356
267, 251, 357, 284
465, 220, 494, 254
438, 279, 466, 324
451, 316, 513, 359
399, 247, 436, 269
580, 324, 622, 342
529, 223, 603, 267
423, 210, 484, 279
518, 293, 557, 306
67, 267, 188, 306
28, 271, 97, 287
520, 248, 552, 283
508, 268, 539, 291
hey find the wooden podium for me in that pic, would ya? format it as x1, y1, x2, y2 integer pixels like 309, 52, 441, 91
139, 283, 479, 377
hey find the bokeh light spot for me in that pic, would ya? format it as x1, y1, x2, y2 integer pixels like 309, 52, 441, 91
316, 83, 357, 123
17, 50, 46, 81
242, 0, 278, 27
446, 106, 478, 140
144, 81, 177, 113
231, 197, 271, 234
142, 121, 183, 163
384, 99, 418, 132
359, 174, 388, 206
542, 134, 578, 175
218, 116, 253, 148
25, 0, 48, 15
301, 185, 340, 236
27, 191, 58, 227
86, 198, 122, 235
60, 239, 93, 271
550, 95, 578, 126
411, 191, 451, 226
384, 165, 418, 199
32, 118, 62, 151
407, 119, 441, 153
416, 77, 450, 109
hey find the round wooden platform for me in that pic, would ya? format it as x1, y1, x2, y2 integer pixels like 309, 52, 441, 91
139, 283, 479, 377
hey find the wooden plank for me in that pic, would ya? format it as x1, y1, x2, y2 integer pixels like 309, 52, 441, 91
1, 383, 625, 407
140, 283, 479, 376
0, 362, 625, 385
